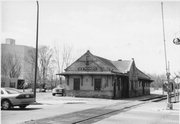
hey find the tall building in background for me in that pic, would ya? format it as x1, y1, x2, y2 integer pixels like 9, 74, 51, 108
1, 38, 35, 89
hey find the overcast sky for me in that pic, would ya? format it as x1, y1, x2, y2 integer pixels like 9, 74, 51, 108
1, 0, 180, 75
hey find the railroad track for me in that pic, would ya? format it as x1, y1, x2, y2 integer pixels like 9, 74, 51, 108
140, 93, 179, 102
24, 94, 178, 124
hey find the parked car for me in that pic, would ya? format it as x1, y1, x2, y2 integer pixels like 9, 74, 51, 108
39, 88, 46, 92
1, 87, 35, 110
52, 86, 65, 96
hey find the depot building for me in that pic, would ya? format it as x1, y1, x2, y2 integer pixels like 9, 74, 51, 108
58, 50, 153, 99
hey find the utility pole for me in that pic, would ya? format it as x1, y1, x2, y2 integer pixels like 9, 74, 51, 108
161, 2, 172, 110
34, 1, 39, 102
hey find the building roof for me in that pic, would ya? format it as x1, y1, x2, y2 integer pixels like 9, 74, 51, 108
60, 50, 151, 81
95, 56, 118, 70
94, 54, 150, 80
136, 68, 151, 80
59, 71, 118, 75
112, 60, 132, 73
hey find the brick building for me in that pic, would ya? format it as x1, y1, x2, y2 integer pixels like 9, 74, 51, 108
1, 38, 35, 88
58, 50, 153, 99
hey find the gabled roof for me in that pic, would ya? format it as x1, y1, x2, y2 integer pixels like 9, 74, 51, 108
95, 56, 118, 71
112, 60, 132, 73
94, 55, 132, 73
93, 54, 150, 80
136, 68, 152, 80
62, 50, 151, 81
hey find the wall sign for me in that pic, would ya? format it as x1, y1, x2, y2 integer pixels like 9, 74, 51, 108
78, 66, 97, 71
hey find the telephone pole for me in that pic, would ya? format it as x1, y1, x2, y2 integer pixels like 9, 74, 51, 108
34, 1, 39, 102
161, 2, 172, 110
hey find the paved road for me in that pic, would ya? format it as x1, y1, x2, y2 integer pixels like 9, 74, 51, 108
1, 92, 127, 124
2, 92, 179, 124
23, 101, 143, 124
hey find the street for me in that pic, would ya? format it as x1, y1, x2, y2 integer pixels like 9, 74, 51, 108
1, 92, 127, 124
1, 91, 179, 124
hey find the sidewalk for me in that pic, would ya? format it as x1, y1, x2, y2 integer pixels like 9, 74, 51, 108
94, 101, 180, 124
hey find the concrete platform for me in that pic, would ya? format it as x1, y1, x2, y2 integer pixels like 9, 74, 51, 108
94, 101, 180, 124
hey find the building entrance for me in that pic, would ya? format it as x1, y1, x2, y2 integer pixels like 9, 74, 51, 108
73, 78, 80, 90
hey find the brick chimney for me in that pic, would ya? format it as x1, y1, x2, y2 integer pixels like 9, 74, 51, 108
6, 38, 15, 45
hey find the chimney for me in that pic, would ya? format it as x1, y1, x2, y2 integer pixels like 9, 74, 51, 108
6, 38, 15, 45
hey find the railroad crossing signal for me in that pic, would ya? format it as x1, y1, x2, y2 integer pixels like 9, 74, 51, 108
163, 82, 173, 92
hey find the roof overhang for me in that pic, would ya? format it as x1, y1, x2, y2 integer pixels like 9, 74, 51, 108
138, 77, 153, 82
57, 71, 116, 76
57, 71, 128, 76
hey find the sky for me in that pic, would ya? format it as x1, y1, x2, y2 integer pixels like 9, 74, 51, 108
1, 0, 180, 75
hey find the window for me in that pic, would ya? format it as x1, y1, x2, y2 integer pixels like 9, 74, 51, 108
81, 76, 83, 86
112, 76, 114, 86
10, 82, 15, 88
1, 82, 5, 87
118, 78, 121, 90
73, 78, 80, 90
5, 88, 22, 94
91, 76, 94, 86
136, 81, 138, 88
94, 78, 101, 91
106, 76, 108, 87
1, 90, 4, 94
131, 81, 134, 90
67, 76, 69, 86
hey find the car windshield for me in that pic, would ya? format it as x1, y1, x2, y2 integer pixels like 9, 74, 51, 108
5, 88, 22, 94
56, 85, 64, 89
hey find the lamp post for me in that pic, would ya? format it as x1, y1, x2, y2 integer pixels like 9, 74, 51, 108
34, 1, 39, 102
161, 2, 172, 110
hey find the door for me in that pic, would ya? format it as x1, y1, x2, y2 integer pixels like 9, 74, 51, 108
113, 80, 117, 99
17, 80, 25, 89
74, 78, 80, 90
121, 76, 129, 98
142, 81, 145, 95
94, 78, 101, 91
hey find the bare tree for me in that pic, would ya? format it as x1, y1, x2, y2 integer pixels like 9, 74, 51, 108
1, 53, 21, 78
54, 44, 73, 73
25, 49, 36, 87
38, 46, 53, 89
54, 43, 73, 85
62, 45, 73, 71
147, 73, 166, 89
54, 44, 61, 74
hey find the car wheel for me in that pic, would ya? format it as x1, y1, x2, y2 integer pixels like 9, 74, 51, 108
1, 99, 11, 110
19, 105, 27, 109
52, 93, 55, 96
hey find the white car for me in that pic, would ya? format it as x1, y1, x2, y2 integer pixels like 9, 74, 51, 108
52, 86, 65, 96
1, 87, 35, 110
